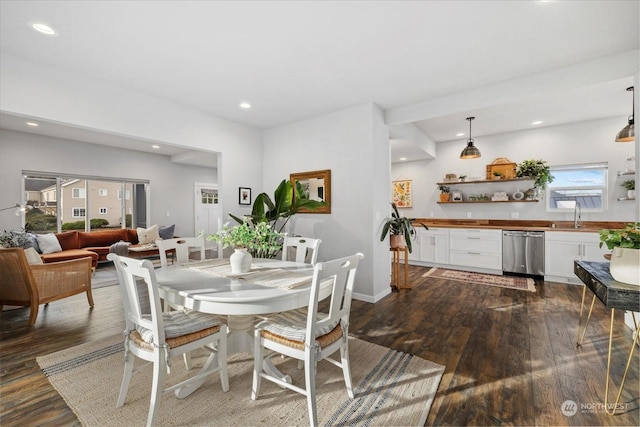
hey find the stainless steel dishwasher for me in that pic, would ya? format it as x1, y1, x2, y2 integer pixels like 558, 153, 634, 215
502, 231, 545, 276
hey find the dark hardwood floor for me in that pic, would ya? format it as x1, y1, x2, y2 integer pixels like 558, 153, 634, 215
1, 264, 638, 426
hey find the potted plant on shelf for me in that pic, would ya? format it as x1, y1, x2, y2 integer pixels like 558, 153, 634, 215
492, 171, 503, 180
599, 222, 640, 286
379, 203, 428, 253
516, 159, 554, 199
438, 185, 451, 202
622, 179, 635, 200
458, 175, 467, 182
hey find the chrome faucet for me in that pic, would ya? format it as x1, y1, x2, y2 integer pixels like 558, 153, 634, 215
574, 202, 582, 228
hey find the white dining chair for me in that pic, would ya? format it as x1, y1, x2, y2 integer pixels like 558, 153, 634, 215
281, 236, 322, 265
107, 253, 229, 427
156, 236, 206, 267
251, 252, 364, 427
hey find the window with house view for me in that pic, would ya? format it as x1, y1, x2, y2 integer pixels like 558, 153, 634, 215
23, 172, 149, 233
546, 163, 608, 212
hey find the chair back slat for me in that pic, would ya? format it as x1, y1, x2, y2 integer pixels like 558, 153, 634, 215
306, 253, 363, 342
107, 254, 165, 344
156, 237, 205, 267
281, 236, 322, 265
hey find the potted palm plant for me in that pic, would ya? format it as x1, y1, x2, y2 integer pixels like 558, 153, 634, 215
379, 203, 428, 253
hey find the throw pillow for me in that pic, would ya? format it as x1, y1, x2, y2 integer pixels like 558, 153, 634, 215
159, 224, 175, 240
23, 233, 41, 253
37, 233, 63, 254
24, 247, 43, 265
137, 224, 160, 245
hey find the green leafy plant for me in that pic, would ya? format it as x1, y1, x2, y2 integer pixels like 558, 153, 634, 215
622, 179, 635, 191
458, 175, 467, 182
209, 179, 326, 259
0, 228, 30, 248
516, 159, 554, 189
599, 222, 640, 250
230, 179, 327, 234
439, 185, 450, 194
206, 221, 285, 258
379, 203, 428, 253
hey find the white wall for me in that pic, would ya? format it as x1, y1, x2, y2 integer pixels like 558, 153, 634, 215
0, 54, 264, 224
392, 117, 638, 222
263, 103, 391, 302
0, 130, 216, 234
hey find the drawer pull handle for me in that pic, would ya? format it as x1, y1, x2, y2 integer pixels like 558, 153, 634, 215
467, 237, 481, 240
468, 252, 481, 255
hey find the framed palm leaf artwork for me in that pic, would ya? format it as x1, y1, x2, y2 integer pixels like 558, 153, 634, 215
392, 180, 412, 208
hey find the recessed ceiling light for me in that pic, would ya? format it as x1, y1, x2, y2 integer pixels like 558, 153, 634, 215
456, 133, 465, 137
27, 21, 58, 36
399, 157, 407, 161
25, 122, 39, 127
152, 145, 160, 149
239, 102, 251, 109
531, 121, 543, 125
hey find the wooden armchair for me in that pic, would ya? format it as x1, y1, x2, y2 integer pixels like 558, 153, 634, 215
0, 248, 94, 326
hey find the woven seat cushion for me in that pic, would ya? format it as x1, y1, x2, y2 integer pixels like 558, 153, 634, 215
135, 310, 222, 345
256, 308, 341, 348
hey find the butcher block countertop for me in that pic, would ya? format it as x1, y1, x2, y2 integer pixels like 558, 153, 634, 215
413, 219, 628, 233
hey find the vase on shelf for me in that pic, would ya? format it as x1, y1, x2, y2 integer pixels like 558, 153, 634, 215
230, 248, 252, 274
628, 189, 636, 200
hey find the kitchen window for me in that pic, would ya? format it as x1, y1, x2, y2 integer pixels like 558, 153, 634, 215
546, 162, 608, 212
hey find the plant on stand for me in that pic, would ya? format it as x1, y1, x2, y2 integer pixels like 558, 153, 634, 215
516, 159, 554, 199
379, 203, 428, 253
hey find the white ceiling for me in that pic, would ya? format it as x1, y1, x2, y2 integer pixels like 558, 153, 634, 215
0, 0, 638, 164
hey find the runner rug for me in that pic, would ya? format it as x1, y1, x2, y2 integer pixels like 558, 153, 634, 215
423, 267, 536, 292
37, 335, 444, 426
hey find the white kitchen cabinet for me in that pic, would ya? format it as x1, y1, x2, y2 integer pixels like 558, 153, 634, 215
544, 231, 609, 284
419, 228, 450, 264
449, 228, 502, 272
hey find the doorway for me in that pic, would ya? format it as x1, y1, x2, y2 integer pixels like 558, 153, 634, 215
194, 183, 220, 254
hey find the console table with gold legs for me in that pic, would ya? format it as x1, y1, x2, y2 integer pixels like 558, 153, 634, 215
574, 260, 640, 416
390, 247, 410, 291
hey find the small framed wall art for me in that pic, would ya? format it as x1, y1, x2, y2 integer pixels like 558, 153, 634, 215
451, 191, 463, 202
392, 179, 412, 208
239, 187, 252, 205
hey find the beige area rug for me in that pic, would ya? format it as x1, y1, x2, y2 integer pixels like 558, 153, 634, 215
37, 335, 444, 426
423, 267, 536, 292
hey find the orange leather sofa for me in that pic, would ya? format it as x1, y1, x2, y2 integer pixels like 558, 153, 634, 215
40, 229, 161, 268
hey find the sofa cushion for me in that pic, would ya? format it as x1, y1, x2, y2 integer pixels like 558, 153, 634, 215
137, 225, 159, 245
24, 233, 41, 253
77, 229, 130, 248
24, 247, 44, 265
55, 231, 79, 251
159, 224, 175, 240
41, 249, 98, 267
127, 229, 139, 244
37, 233, 63, 254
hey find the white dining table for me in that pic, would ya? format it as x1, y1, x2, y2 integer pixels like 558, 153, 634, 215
155, 258, 330, 352
155, 258, 330, 398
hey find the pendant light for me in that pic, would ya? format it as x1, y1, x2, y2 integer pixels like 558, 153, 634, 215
460, 116, 481, 159
615, 86, 634, 143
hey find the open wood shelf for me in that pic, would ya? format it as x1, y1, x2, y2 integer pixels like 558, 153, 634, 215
438, 200, 538, 204
437, 177, 533, 185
